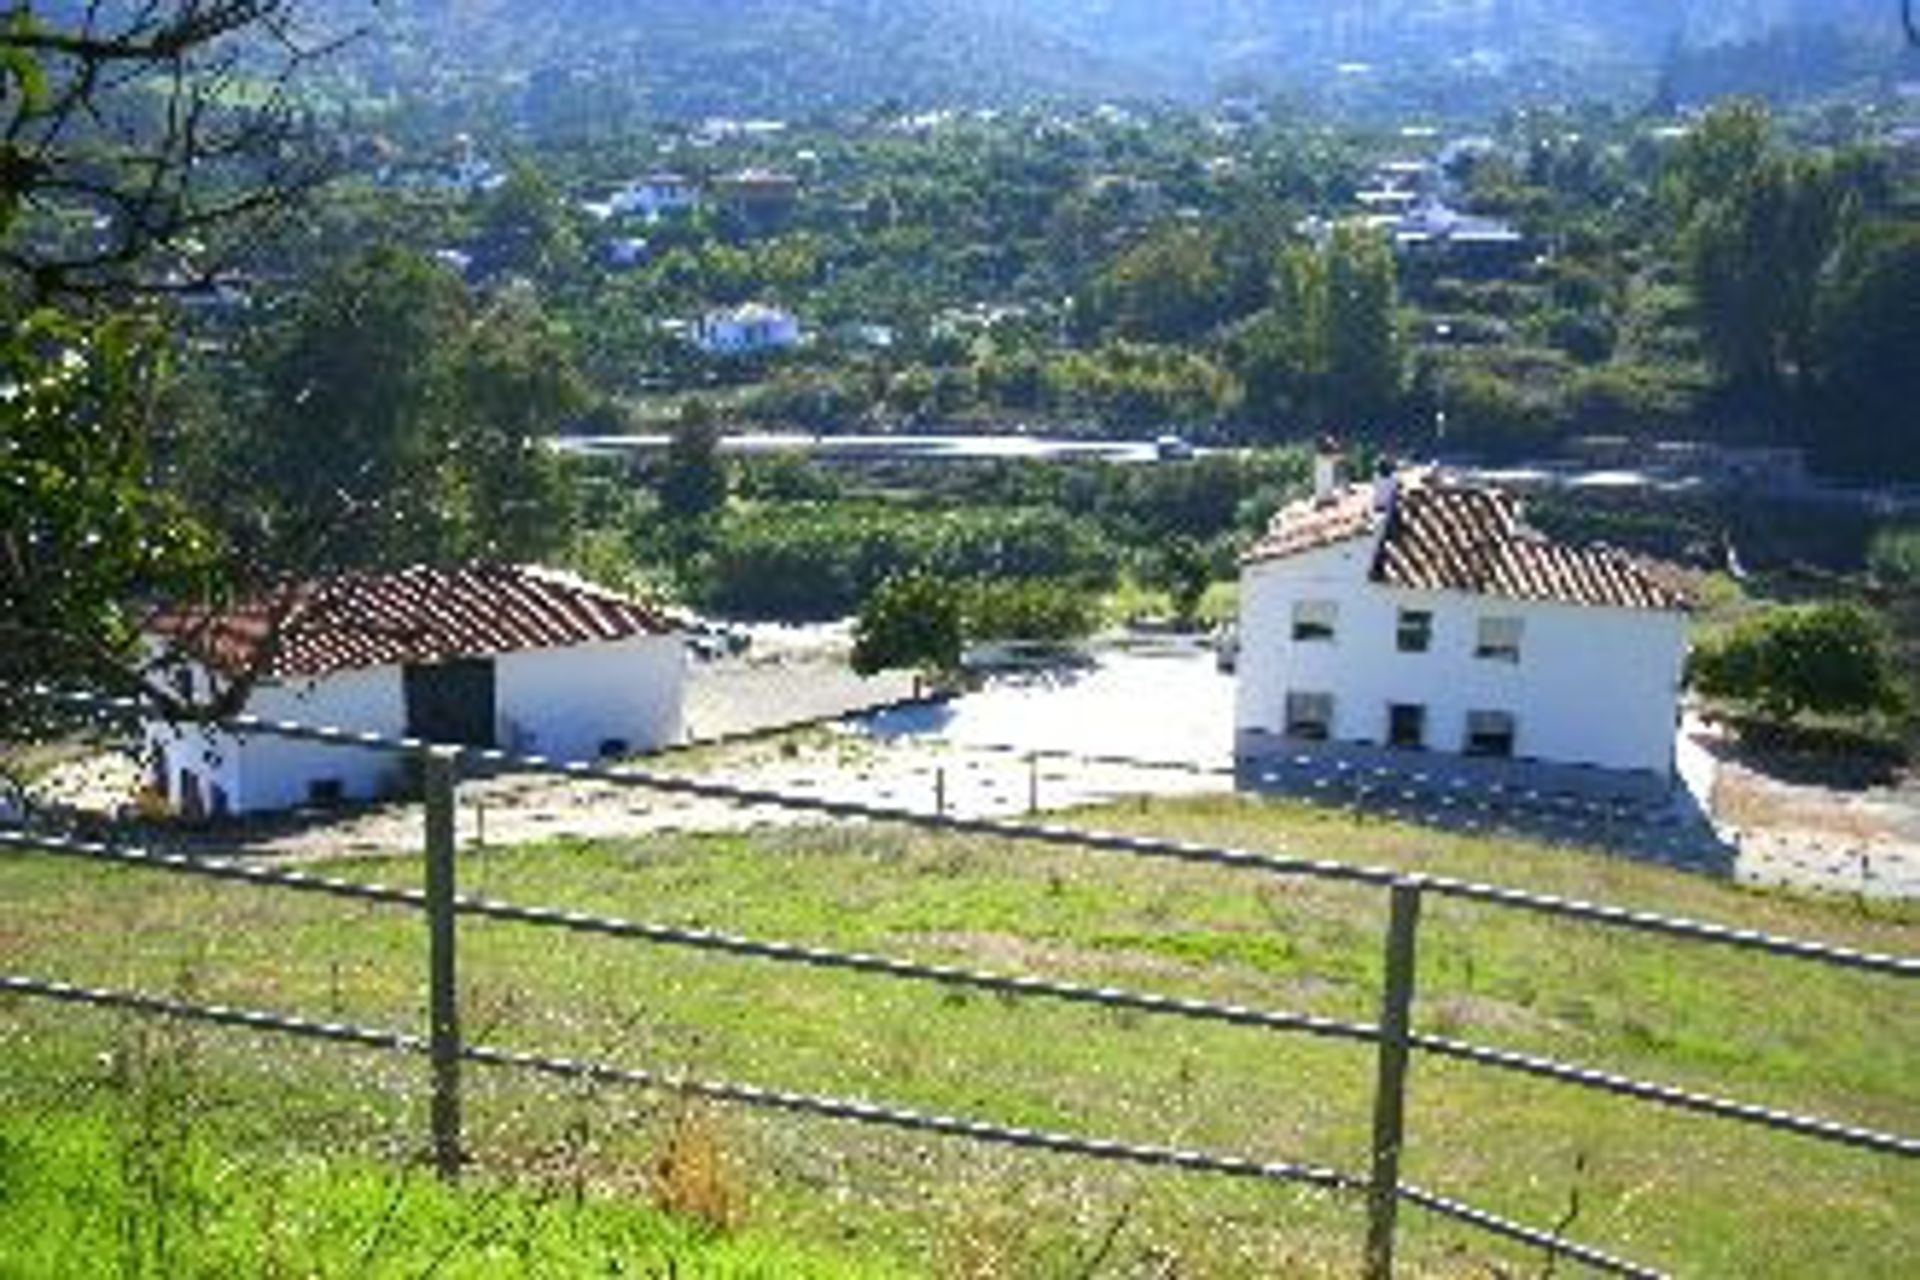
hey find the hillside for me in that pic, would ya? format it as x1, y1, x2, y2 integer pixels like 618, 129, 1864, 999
357, 0, 1143, 123
336, 0, 1913, 123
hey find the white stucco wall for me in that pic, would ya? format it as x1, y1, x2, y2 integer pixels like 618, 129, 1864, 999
145, 663, 408, 817
144, 634, 687, 816
1235, 541, 1687, 780
494, 634, 687, 759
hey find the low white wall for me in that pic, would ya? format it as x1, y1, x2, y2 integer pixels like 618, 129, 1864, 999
146, 634, 687, 816
495, 634, 687, 760
146, 664, 408, 816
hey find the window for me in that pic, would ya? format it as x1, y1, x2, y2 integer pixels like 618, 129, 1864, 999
1292, 600, 1338, 642
307, 778, 345, 806
1476, 616, 1524, 662
1464, 710, 1517, 758
1396, 609, 1433, 653
1387, 703, 1427, 750
1285, 692, 1335, 741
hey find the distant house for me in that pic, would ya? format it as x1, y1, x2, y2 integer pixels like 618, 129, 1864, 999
144, 564, 686, 817
609, 173, 701, 221
691, 303, 802, 357
1235, 451, 1689, 799
603, 236, 650, 269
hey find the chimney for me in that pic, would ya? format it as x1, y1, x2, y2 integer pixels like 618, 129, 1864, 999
1312, 436, 1343, 502
1373, 458, 1399, 515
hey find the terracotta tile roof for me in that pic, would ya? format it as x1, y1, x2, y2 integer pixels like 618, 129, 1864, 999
1242, 486, 1380, 563
1245, 473, 1689, 612
151, 564, 676, 680
1375, 481, 1688, 611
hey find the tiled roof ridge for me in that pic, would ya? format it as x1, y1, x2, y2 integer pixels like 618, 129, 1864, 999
1249, 467, 1687, 612
152, 562, 675, 680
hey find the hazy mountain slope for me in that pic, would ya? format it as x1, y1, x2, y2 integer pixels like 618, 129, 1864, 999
366, 0, 1146, 119
1014, 0, 1906, 96
338, 0, 1910, 121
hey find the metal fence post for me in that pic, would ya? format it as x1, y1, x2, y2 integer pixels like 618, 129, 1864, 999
1365, 878, 1424, 1280
423, 747, 463, 1181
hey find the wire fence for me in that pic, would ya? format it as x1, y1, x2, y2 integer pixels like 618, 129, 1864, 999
5, 690, 1919, 1278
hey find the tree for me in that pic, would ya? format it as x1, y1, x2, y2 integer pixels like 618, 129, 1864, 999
1157, 536, 1212, 629
1, 1, 331, 302
2, 1, 335, 725
230, 248, 584, 569
1684, 154, 1856, 396
1323, 224, 1403, 432
1, 310, 222, 708
1689, 602, 1904, 723
660, 401, 729, 520
1096, 225, 1226, 343
851, 572, 963, 677
1812, 220, 1920, 479
1233, 228, 1401, 436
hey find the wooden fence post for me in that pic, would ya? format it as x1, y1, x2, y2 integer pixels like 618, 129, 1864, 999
1365, 878, 1424, 1280
423, 747, 463, 1181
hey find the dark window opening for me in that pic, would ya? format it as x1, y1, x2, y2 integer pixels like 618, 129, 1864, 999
308, 778, 345, 806
1388, 704, 1426, 750
1292, 600, 1337, 643
1396, 609, 1433, 653
1465, 711, 1517, 758
1476, 616, 1524, 663
598, 737, 631, 759
1284, 692, 1334, 741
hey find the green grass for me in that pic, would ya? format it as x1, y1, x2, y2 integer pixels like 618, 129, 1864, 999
2, 793, 1917, 1277
0, 1102, 896, 1277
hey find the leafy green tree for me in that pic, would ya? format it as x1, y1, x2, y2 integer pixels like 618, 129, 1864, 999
1323, 225, 1403, 432
1157, 536, 1212, 629
1, 311, 221, 702
1234, 229, 1400, 435
1812, 221, 1920, 479
851, 572, 963, 676
960, 579, 1098, 644
1, 0, 313, 717
243, 247, 583, 567
1684, 154, 1855, 394
1097, 225, 1226, 343
1661, 100, 1774, 227
1234, 242, 1329, 432
660, 401, 729, 520
1689, 602, 1904, 722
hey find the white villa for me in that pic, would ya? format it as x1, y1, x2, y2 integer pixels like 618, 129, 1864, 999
1235, 455, 1690, 799
610, 173, 701, 220
691, 303, 802, 356
144, 564, 687, 818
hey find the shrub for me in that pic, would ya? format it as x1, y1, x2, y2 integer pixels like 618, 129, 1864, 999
1867, 526, 1920, 588
1688, 601, 1904, 722
960, 578, 1099, 643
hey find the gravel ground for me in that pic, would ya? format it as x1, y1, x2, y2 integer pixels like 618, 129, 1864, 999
1678, 713, 1920, 899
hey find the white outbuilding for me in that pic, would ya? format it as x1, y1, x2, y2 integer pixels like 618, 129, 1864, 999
1235, 458, 1690, 800
144, 564, 687, 818
691, 303, 802, 356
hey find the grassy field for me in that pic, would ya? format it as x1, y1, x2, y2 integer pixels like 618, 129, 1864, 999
2, 792, 1917, 1277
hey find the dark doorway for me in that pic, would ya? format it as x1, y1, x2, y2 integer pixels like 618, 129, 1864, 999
404, 659, 497, 747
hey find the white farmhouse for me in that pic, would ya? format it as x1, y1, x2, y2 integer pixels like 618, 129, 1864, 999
1235, 459, 1689, 799
144, 564, 686, 818
691, 303, 802, 357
